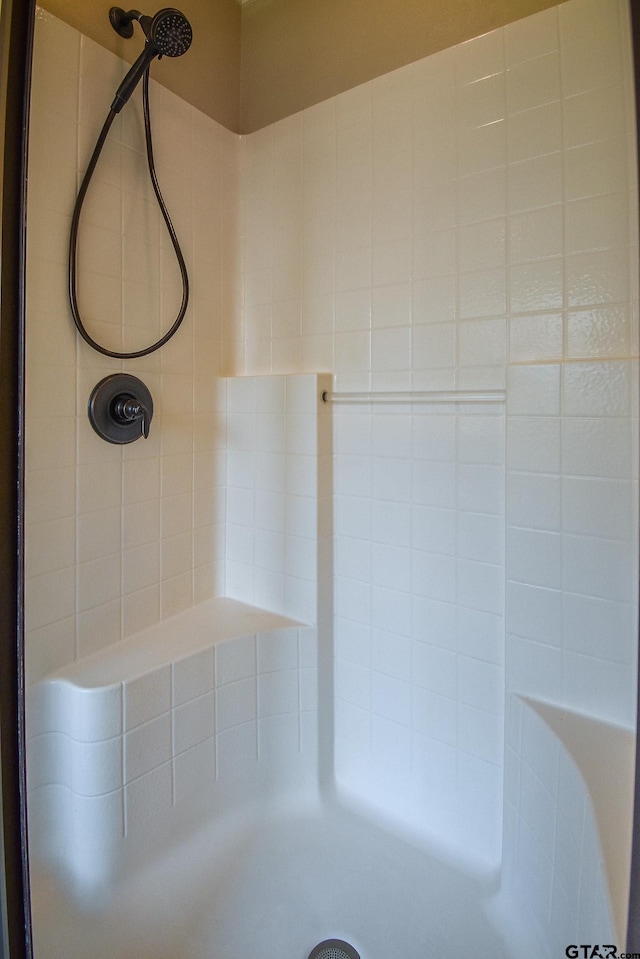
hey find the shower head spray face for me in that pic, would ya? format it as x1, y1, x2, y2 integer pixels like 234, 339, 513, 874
148, 8, 193, 57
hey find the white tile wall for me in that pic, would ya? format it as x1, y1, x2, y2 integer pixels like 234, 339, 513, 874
25, 11, 234, 680
232, 0, 637, 874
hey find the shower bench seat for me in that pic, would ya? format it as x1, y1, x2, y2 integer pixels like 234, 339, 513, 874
32, 596, 304, 693
27, 597, 319, 890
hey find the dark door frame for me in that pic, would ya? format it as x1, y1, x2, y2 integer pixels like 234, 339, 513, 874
626, 0, 640, 951
0, 0, 34, 955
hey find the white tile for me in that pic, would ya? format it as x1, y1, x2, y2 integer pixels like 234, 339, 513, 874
563, 533, 635, 603
336, 657, 370, 710
506, 581, 562, 647
507, 363, 561, 416
456, 29, 504, 86
173, 647, 215, 706
509, 312, 563, 363
334, 574, 371, 624
458, 415, 505, 465
562, 592, 635, 663
125, 761, 172, 834
507, 416, 561, 474
215, 677, 257, 732
457, 73, 505, 131
412, 550, 456, 603
507, 527, 562, 590
371, 326, 411, 371
508, 152, 562, 214
371, 671, 411, 726
457, 559, 504, 615
412, 641, 456, 697
457, 656, 503, 715
124, 666, 171, 731
372, 456, 412, 501
411, 505, 456, 555
564, 139, 628, 201
561, 417, 633, 479
371, 713, 411, 773
372, 543, 411, 591
257, 669, 298, 717
508, 100, 562, 163
561, 31, 623, 99
457, 703, 502, 764
335, 618, 372, 666
565, 193, 628, 255
215, 721, 257, 782
562, 477, 632, 539
412, 461, 456, 509
125, 713, 171, 783
299, 667, 318, 711
456, 606, 503, 663
567, 250, 629, 308
257, 629, 299, 672
458, 317, 507, 367
216, 634, 256, 685
566, 305, 631, 359
258, 713, 300, 765
412, 323, 456, 370
371, 412, 412, 458
457, 464, 504, 514
507, 471, 561, 531
457, 511, 504, 564
508, 635, 562, 701
412, 686, 457, 744
458, 267, 507, 319
371, 584, 411, 637
509, 48, 560, 110
372, 629, 411, 681
173, 692, 215, 754
564, 651, 635, 728
562, 361, 631, 417
412, 413, 456, 460
505, 6, 558, 66
411, 595, 456, 649
174, 737, 215, 804
509, 258, 563, 312
372, 500, 412, 548
509, 205, 563, 263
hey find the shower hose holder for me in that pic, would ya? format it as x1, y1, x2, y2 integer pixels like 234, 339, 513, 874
88, 373, 154, 444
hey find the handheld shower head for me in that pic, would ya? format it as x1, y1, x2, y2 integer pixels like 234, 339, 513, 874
108, 7, 192, 113
109, 7, 192, 56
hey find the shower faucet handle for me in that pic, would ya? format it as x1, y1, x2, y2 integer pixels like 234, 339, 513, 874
113, 396, 151, 438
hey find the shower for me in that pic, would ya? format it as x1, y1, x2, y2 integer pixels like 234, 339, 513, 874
16, 0, 640, 957
68, 7, 192, 360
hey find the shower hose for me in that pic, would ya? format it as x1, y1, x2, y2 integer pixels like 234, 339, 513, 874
69, 68, 189, 359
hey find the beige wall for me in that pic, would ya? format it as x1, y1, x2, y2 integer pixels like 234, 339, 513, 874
38, 0, 563, 133
38, 0, 242, 131
239, 0, 562, 132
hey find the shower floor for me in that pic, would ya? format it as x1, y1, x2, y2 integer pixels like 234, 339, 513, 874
31, 800, 525, 959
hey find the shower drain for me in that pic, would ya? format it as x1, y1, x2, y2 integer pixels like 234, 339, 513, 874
307, 939, 361, 959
